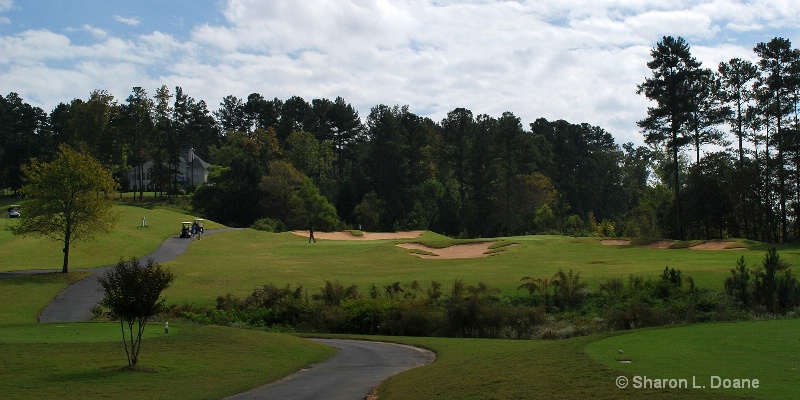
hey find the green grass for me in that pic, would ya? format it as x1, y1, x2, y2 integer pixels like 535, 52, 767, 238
162, 230, 800, 307
585, 319, 800, 399
304, 333, 743, 400
3, 214, 800, 399
0, 322, 335, 400
0, 273, 91, 324
0, 204, 223, 272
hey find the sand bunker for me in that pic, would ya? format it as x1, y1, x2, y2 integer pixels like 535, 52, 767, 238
396, 242, 496, 259
689, 241, 737, 250
601, 239, 631, 246
292, 230, 424, 241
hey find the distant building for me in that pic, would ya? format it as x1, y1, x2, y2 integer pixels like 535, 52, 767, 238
127, 149, 210, 191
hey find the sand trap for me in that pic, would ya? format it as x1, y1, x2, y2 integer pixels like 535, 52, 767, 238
397, 242, 497, 259
689, 241, 737, 250
601, 239, 631, 246
292, 230, 424, 241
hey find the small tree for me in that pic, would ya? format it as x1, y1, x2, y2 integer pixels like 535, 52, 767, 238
8, 144, 118, 273
98, 258, 175, 368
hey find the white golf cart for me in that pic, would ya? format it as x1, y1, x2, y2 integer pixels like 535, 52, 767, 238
7, 205, 20, 218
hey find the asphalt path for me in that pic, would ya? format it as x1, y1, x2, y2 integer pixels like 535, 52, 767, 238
224, 338, 435, 400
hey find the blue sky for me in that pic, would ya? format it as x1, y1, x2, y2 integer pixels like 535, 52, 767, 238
1, 0, 799, 146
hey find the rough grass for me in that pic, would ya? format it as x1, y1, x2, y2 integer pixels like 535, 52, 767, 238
0, 322, 335, 400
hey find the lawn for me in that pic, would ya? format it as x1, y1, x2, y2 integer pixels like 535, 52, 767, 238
0, 322, 335, 400
0, 204, 222, 272
585, 319, 800, 399
318, 332, 750, 400
0, 272, 91, 324
162, 229, 800, 307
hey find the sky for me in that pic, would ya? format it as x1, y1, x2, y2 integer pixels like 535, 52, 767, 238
1, 0, 799, 145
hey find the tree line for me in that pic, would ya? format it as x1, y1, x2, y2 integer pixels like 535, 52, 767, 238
1, 35, 799, 241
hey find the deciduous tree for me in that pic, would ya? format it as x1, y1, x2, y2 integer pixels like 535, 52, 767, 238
98, 258, 175, 368
9, 144, 118, 273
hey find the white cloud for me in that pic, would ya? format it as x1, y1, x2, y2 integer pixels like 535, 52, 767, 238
2, 0, 800, 146
0, 16, 9, 25
82, 24, 107, 39
0, 0, 12, 12
115, 15, 140, 26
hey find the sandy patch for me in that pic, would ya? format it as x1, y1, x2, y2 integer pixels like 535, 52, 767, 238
689, 241, 737, 250
396, 242, 496, 259
292, 230, 424, 241
601, 239, 631, 246
647, 240, 675, 249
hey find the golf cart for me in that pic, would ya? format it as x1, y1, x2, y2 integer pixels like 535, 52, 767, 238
7, 205, 20, 218
180, 221, 192, 238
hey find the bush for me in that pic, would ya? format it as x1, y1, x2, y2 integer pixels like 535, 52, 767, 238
251, 217, 287, 232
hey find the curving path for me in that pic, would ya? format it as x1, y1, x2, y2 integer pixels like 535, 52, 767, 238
224, 338, 435, 400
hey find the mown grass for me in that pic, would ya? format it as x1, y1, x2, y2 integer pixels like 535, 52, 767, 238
304, 333, 744, 400
585, 319, 800, 400
0, 272, 91, 324
0, 322, 335, 400
162, 229, 800, 307
2, 205, 798, 399
0, 204, 222, 272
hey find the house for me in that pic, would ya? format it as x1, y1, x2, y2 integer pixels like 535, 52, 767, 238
127, 149, 210, 191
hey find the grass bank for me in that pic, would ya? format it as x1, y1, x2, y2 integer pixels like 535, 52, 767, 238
0, 322, 335, 400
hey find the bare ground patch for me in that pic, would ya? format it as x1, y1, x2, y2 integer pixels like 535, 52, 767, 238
396, 242, 497, 259
292, 230, 424, 241
689, 241, 737, 250
600, 239, 631, 246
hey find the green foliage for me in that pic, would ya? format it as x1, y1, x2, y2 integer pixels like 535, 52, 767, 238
250, 217, 287, 232
8, 144, 118, 272
98, 258, 175, 367
728, 247, 800, 315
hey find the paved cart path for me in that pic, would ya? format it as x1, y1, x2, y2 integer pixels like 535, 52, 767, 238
224, 338, 435, 400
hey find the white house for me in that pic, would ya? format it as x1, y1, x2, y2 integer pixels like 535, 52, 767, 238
127, 149, 210, 191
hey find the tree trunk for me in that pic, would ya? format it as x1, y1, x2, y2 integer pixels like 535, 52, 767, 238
61, 239, 70, 273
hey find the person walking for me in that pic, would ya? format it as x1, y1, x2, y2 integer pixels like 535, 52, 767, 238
192, 221, 200, 240
309, 224, 316, 243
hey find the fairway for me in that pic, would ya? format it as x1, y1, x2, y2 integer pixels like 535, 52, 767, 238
163, 229, 800, 306
585, 319, 800, 399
